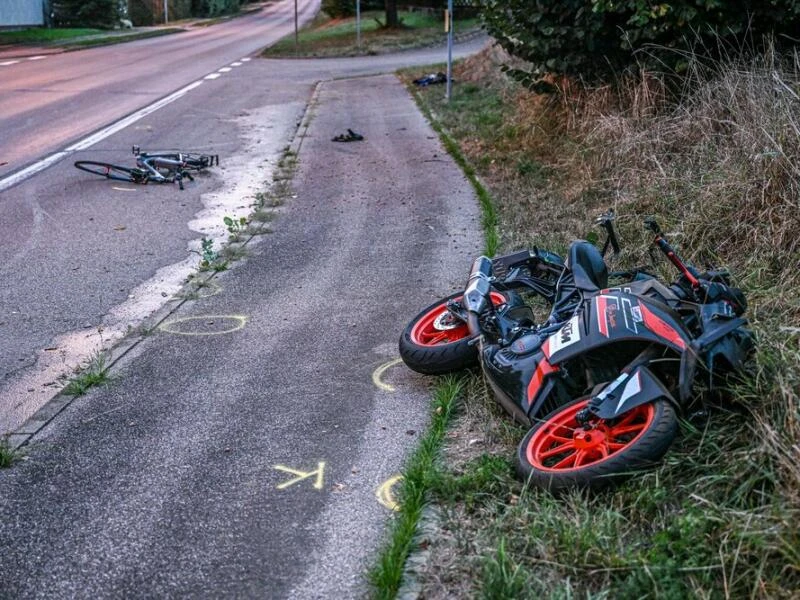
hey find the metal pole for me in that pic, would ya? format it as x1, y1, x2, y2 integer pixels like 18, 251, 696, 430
295, 0, 299, 51
445, 0, 453, 101
356, 0, 361, 50
163, 0, 168, 24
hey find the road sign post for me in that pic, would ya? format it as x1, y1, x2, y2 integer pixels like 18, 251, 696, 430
445, 0, 453, 101
356, 0, 362, 50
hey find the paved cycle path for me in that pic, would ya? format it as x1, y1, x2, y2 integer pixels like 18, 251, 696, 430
0, 72, 483, 597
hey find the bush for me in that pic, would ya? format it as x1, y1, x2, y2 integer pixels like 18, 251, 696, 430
322, 0, 355, 18
480, 0, 800, 84
51, 0, 119, 28
191, 0, 243, 17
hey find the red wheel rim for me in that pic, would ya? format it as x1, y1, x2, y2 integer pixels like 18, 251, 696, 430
526, 400, 655, 472
409, 292, 506, 347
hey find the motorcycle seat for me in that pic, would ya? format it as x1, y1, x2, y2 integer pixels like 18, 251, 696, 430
566, 240, 608, 292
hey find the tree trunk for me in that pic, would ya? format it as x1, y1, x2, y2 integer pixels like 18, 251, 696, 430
384, 0, 398, 28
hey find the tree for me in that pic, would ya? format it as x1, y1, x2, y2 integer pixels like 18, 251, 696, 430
384, 0, 399, 28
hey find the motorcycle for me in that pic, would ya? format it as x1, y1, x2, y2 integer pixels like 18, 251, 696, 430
399, 212, 754, 490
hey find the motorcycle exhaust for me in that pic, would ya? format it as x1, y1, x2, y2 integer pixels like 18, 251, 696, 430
463, 256, 493, 334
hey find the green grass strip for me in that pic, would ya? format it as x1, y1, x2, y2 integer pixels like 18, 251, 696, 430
60, 28, 185, 49
0, 28, 102, 44
410, 94, 499, 256
368, 375, 464, 599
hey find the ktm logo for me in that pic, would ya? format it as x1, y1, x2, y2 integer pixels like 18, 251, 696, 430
560, 321, 574, 344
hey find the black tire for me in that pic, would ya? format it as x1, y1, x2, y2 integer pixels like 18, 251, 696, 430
399, 291, 513, 375
516, 396, 678, 492
74, 161, 146, 183
181, 154, 215, 170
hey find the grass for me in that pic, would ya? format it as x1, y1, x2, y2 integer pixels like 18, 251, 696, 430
62, 352, 109, 396
0, 27, 184, 49
375, 43, 800, 598
368, 375, 465, 598
262, 11, 479, 58
0, 437, 21, 468
0, 28, 102, 44
59, 29, 185, 48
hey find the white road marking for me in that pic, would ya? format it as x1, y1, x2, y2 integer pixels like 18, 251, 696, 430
218, 67, 232, 72
231, 62, 242, 66
204, 73, 221, 80
240, 57, 251, 62
0, 80, 204, 193
1, 60, 20, 66
27, 55, 47, 61
0, 152, 69, 193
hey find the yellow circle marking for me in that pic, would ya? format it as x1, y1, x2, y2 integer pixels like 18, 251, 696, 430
191, 281, 222, 299
372, 358, 404, 392
158, 315, 248, 336
376, 475, 403, 512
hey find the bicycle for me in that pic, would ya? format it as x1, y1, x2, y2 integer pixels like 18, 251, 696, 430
74, 146, 219, 190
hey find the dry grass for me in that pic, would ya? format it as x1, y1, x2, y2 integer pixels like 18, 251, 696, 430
402, 42, 800, 598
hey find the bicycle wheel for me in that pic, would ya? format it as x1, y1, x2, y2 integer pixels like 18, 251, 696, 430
74, 161, 147, 183
181, 154, 217, 170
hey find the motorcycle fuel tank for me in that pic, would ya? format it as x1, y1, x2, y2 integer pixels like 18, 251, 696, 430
543, 291, 692, 365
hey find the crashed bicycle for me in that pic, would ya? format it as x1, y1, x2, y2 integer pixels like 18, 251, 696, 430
74, 145, 219, 190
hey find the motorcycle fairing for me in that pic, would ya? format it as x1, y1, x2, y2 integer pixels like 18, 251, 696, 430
543, 291, 691, 365
481, 337, 562, 425
587, 365, 675, 420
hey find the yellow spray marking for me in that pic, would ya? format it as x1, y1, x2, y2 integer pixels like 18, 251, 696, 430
158, 315, 248, 336
274, 462, 326, 490
112, 186, 136, 192
376, 474, 403, 511
191, 281, 222, 299
372, 358, 404, 392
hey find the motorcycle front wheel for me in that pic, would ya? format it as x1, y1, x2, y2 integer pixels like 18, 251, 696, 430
398, 291, 509, 375
517, 397, 678, 492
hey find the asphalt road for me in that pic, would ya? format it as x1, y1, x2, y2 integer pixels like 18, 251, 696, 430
0, 15, 490, 599
0, 0, 321, 182
0, 17, 488, 436
0, 69, 484, 598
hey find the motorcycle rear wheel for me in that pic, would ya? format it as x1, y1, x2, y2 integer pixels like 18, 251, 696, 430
516, 396, 677, 492
399, 291, 509, 375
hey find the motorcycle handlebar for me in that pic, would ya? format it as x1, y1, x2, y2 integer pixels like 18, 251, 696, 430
645, 218, 701, 290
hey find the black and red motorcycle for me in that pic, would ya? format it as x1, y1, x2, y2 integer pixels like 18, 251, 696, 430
399, 213, 754, 490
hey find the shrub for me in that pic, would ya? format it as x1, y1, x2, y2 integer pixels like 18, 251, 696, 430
51, 0, 119, 28
480, 0, 800, 84
191, 0, 242, 17
322, 0, 355, 18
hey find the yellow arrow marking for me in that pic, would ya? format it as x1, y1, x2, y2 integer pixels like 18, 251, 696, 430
376, 474, 403, 511
274, 462, 326, 490
372, 358, 404, 392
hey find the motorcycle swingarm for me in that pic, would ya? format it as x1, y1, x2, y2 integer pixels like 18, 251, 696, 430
586, 364, 677, 420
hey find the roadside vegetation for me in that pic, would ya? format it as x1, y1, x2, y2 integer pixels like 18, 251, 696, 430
370, 27, 799, 600
0, 28, 101, 44
262, 10, 479, 58
0, 437, 21, 468
62, 352, 109, 396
